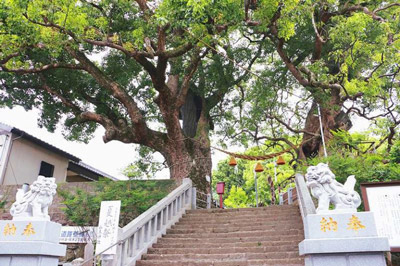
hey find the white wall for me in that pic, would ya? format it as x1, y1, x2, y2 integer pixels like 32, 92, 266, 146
2, 135, 69, 185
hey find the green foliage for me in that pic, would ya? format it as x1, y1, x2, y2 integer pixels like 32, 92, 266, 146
0, 196, 7, 212
122, 146, 165, 180
223, 186, 249, 208
59, 179, 176, 227
389, 142, 400, 164
212, 142, 296, 207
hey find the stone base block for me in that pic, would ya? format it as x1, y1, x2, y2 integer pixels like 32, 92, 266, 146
0, 220, 66, 266
0, 220, 62, 243
304, 252, 387, 266
305, 212, 378, 239
299, 237, 390, 255
300, 212, 390, 266
0, 255, 60, 266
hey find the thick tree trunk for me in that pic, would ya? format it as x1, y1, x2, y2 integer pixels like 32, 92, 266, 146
162, 138, 211, 193
159, 90, 212, 193
300, 97, 352, 159
181, 90, 203, 138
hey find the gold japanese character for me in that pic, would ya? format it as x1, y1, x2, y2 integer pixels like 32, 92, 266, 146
3, 223, 17, 236
328, 217, 338, 231
320, 217, 338, 232
347, 215, 366, 232
22, 223, 35, 236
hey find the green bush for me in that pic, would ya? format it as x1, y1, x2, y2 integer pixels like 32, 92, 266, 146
224, 186, 249, 208
59, 179, 176, 227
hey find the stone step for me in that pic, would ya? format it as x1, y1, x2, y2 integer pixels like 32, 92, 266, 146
137, 205, 303, 265
162, 229, 302, 239
186, 206, 299, 214
157, 235, 303, 244
142, 252, 300, 261
178, 216, 302, 225
136, 258, 304, 266
173, 219, 302, 229
183, 210, 300, 218
147, 245, 299, 255
152, 240, 299, 249
168, 224, 303, 234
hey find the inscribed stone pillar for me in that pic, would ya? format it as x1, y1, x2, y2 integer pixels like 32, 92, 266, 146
0, 176, 66, 266
299, 163, 390, 266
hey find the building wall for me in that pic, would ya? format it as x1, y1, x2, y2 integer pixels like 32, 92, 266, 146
2, 135, 69, 185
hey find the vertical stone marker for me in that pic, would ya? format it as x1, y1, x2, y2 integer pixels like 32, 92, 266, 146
299, 163, 390, 266
95, 200, 121, 266
0, 176, 66, 266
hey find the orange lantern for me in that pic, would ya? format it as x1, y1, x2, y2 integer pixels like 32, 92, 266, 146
228, 156, 237, 167
276, 156, 286, 165
254, 162, 264, 172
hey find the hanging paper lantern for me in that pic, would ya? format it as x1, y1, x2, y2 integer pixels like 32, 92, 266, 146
276, 155, 286, 165
228, 156, 237, 167
254, 162, 264, 172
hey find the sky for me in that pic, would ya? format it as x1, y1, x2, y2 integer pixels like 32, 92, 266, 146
0, 105, 370, 180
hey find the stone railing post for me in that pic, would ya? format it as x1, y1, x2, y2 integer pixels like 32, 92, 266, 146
0, 176, 66, 266
287, 187, 293, 205
191, 187, 197, 210
279, 193, 284, 205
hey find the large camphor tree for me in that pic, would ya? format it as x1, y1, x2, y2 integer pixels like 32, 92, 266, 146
218, 0, 400, 158
0, 0, 258, 191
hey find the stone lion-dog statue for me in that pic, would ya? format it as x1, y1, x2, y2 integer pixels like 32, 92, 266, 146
10, 175, 57, 221
305, 163, 361, 213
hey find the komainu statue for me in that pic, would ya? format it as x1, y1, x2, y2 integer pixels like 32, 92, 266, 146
305, 163, 361, 213
10, 176, 57, 221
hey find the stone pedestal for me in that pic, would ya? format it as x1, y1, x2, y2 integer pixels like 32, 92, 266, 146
0, 220, 66, 266
299, 212, 389, 266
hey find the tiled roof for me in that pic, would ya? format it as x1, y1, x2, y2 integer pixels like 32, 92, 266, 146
69, 161, 118, 181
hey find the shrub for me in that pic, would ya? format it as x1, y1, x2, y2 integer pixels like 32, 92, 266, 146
59, 179, 176, 227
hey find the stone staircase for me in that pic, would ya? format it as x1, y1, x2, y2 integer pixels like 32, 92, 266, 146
137, 205, 304, 265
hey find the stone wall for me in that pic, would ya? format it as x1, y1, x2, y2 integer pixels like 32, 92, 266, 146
0, 182, 96, 225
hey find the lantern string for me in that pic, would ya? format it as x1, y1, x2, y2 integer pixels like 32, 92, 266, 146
211, 145, 292, 161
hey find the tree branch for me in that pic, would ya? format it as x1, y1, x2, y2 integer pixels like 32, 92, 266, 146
266, 114, 319, 136
374, 3, 400, 13
176, 48, 207, 108
65, 47, 146, 128
1, 63, 85, 74
0, 52, 19, 65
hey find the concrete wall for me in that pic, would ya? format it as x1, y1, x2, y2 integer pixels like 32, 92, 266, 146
2, 135, 69, 185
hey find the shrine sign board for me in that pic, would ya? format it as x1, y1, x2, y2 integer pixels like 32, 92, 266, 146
59, 226, 97, 243
361, 181, 400, 252
95, 200, 121, 255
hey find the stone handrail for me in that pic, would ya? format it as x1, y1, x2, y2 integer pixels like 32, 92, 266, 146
116, 178, 194, 266
294, 173, 316, 237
